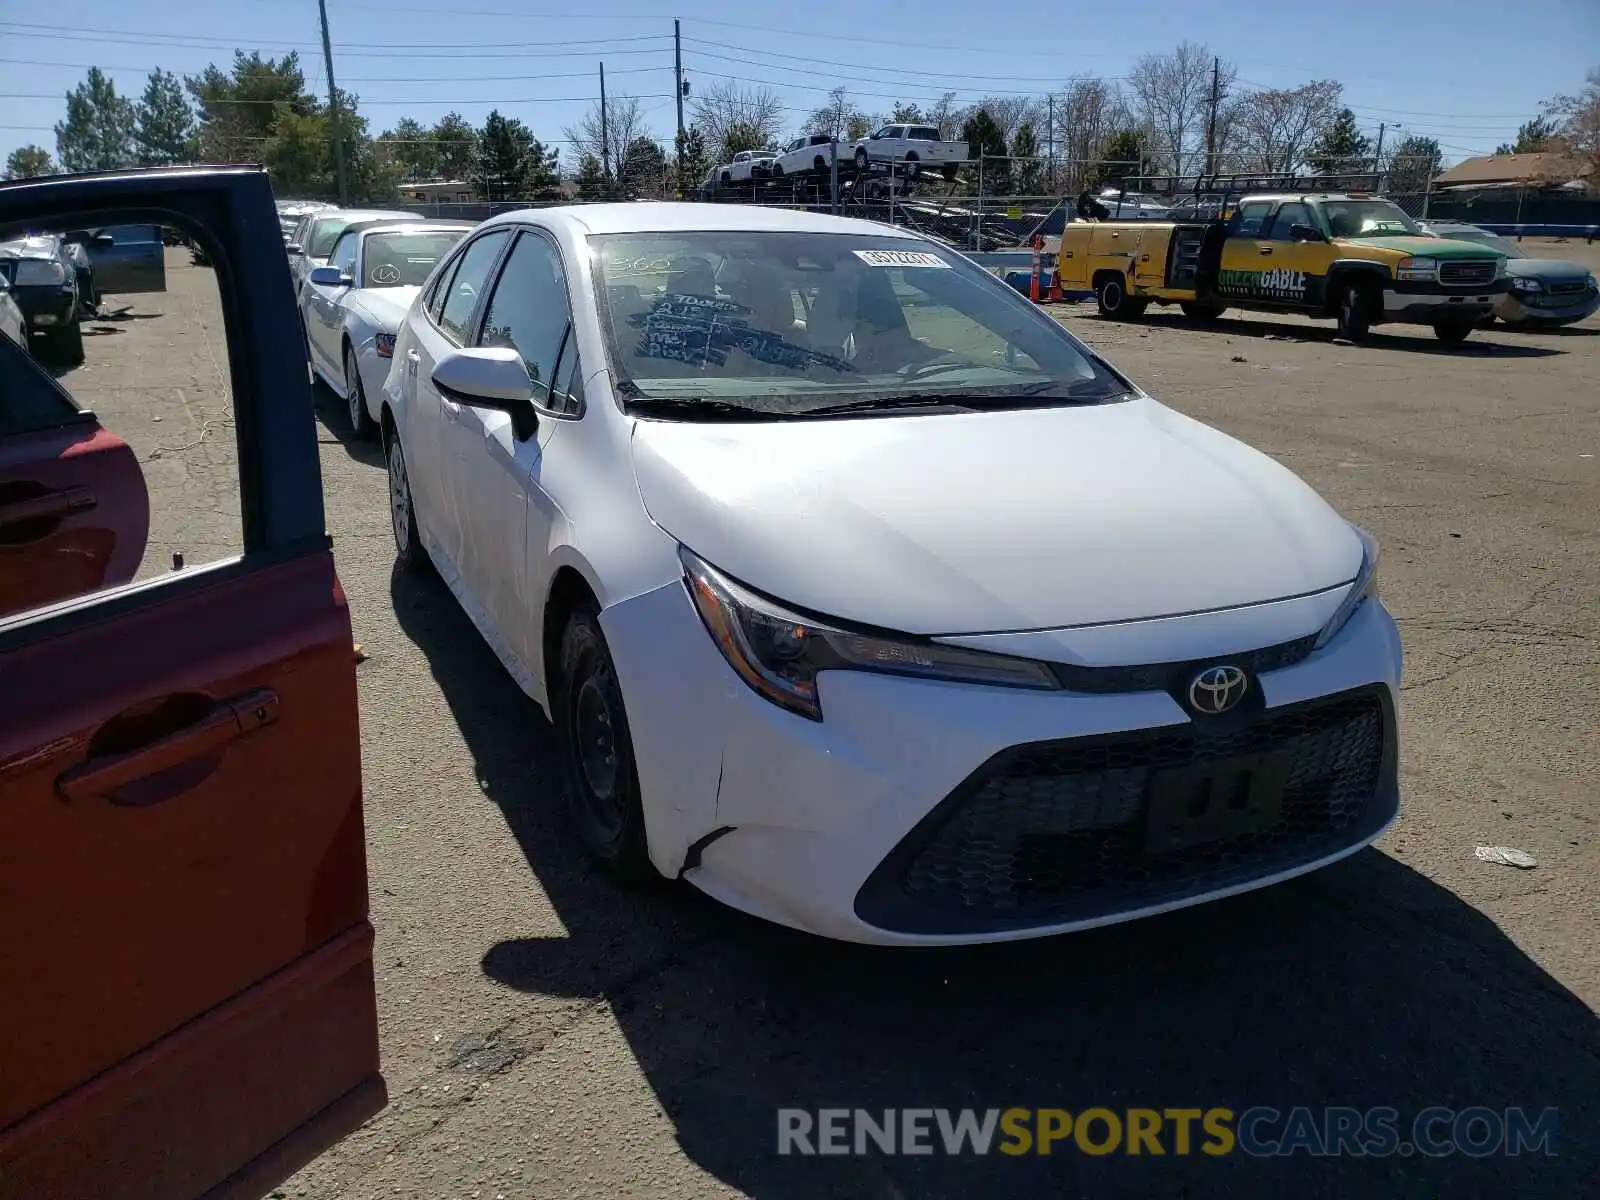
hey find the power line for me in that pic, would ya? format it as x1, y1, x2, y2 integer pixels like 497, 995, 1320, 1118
682, 38, 1125, 87
0, 20, 671, 52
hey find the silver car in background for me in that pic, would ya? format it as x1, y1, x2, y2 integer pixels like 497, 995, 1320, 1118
1422, 222, 1599, 329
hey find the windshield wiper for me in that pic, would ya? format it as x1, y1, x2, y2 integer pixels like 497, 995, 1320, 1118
802, 395, 983, 416
624, 395, 783, 422
802, 385, 1131, 417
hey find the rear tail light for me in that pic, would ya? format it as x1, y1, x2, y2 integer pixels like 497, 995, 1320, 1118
374, 332, 396, 358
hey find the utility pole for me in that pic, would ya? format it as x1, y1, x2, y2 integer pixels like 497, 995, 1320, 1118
317, 0, 348, 204
1204, 55, 1222, 177
599, 62, 611, 188
829, 106, 840, 216
1046, 94, 1055, 192
673, 19, 686, 199
1373, 122, 1388, 176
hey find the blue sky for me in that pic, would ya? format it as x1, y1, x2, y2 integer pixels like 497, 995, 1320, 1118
3, 0, 1597, 169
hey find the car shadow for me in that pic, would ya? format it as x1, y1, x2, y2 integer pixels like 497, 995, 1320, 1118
312, 380, 384, 468
1114, 312, 1565, 357
391, 565, 1598, 1198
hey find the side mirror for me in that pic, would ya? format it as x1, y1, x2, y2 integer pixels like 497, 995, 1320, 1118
93, 233, 116, 248
286, 243, 304, 256
1290, 223, 1326, 243
431, 347, 539, 442
309, 265, 353, 287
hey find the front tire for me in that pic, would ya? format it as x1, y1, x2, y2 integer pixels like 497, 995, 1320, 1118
1180, 300, 1228, 321
1433, 319, 1475, 345
41, 320, 84, 365
385, 426, 430, 574
1335, 279, 1376, 341
556, 602, 658, 885
344, 343, 378, 440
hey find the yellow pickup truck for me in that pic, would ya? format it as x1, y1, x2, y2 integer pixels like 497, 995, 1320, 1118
1058, 190, 1510, 344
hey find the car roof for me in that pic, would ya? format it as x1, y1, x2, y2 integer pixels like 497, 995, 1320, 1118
312, 209, 412, 223
357, 221, 474, 236
487, 201, 923, 240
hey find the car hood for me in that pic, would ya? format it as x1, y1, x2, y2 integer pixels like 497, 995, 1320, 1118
0, 236, 59, 261
348, 285, 420, 331
1506, 256, 1592, 281
629, 397, 1362, 635
1355, 235, 1504, 260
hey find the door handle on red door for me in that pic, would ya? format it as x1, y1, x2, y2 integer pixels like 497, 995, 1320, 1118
56, 687, 279, 803
0, 485, 96, 530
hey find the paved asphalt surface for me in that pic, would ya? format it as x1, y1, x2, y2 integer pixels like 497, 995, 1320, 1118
51, 243, 1599, 1198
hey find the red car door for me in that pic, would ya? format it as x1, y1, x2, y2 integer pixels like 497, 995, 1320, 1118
0, 169, 384, 1200
0, 338, 150, 620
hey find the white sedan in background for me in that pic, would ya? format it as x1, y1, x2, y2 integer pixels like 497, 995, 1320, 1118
302, 220, 472, 437
379, 203, 1401, 946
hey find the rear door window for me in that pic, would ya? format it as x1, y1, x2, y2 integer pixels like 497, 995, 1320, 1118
437, 229, 509, 343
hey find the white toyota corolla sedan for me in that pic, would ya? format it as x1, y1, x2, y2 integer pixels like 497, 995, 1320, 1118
380, 203, 1402, 946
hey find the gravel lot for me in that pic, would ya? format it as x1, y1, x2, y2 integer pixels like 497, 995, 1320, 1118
55, 241, 1599, 1198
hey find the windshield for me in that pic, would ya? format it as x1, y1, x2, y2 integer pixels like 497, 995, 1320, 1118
310, 216, 366, 257
589, 231, 1130, 418
361, 230, 466, 288
1439, 228, 1522, 258
1321, 200, 1420, 239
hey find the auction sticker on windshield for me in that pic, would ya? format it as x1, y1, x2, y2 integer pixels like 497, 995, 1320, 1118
854, 250, 951, 269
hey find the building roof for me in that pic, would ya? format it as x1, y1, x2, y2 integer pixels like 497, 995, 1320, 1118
1433, 152, 1591, 188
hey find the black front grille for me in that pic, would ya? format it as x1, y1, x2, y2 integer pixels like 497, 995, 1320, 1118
855, 687, 1396, 935
1438, 260, 1497, 287
1048, 634, 1316, 695
1546, 280, 1589, 296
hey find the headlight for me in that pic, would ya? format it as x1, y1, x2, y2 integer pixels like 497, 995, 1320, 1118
1509, 276, 1543, 293
1588, 274, 1598, 292
374, 332, 396, 358
680, 547, 1058, 721
14, 259, 67, 285
1395, 257, 1438, 282
1313, 526, 1380, 652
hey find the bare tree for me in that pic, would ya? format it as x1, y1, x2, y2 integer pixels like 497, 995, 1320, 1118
1229, 80, 1343, 173
563, 93, 648, 179
927, 91, 960, 140
689, 79, 784, 163
1053, 77, 1133, 190
1127, 42, 1233, 175
1544, 67, 1600, 177
805, 86, 871, 141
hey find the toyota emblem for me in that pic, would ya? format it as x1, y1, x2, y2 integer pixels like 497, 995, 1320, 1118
1189, 665, 1249, 714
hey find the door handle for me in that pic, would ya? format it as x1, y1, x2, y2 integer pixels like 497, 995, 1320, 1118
1258, 247, 1274, 255
0, 485, 96, 529
56, 687, 279, 803
406, 348, 419, 376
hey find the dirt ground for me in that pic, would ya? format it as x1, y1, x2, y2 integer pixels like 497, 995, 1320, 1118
51, 240, 1599, 1198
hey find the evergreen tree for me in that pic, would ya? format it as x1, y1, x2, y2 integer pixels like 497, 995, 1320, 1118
961, 109, 1010, 193
1095, 129, 1146, 186
55, 68, 136, 172
575, 154, 610, 200
1307, 107, 1372, 174
133, 68, 197, 165
433, 112, 479, 180
1011, 120, 1042, 193
4, 145, 57, 179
